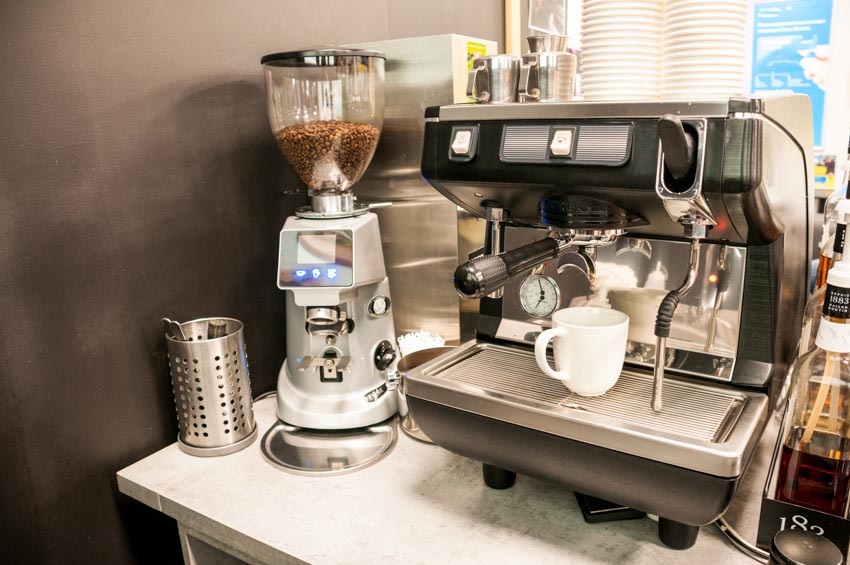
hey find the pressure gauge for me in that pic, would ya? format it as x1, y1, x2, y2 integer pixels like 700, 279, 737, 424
519, 274, 560, 318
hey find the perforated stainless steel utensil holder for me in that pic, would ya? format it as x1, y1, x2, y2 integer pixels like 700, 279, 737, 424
165, 317, 258, 456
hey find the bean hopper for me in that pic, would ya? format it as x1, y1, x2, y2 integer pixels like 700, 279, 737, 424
259, 48, 398, 475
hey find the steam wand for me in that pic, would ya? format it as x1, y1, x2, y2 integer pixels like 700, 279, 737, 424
652, 228, 703, 412
652, 113, 714, 412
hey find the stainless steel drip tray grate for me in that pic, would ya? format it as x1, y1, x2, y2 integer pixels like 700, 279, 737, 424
440, 348, 738, 443
404, 341, 769, 477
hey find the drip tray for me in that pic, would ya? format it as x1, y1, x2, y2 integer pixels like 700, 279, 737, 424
261, 418, 397, 476
404, 341, 768, 477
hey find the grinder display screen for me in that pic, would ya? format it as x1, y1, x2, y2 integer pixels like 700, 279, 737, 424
278, 229, 353, 288
297, 234, 336, 264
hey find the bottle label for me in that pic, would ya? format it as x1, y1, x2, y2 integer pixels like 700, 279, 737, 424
834, 223, 847, 255
815, 318, 850, 352
824, 283, 850, 319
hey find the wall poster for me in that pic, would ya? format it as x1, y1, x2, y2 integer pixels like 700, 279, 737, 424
751, 0, 834, 188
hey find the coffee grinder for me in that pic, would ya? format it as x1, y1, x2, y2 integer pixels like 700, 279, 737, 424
260, 48, 398, 450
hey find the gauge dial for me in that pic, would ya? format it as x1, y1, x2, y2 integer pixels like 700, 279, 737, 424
519, 274, 560, 318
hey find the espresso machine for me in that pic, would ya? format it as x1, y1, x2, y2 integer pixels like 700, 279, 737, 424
407, 96, 813, 547
260, 49, 398, 448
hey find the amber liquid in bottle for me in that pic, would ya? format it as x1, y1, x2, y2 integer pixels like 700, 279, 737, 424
776, 426, 850, 516
816, 254, 833, 289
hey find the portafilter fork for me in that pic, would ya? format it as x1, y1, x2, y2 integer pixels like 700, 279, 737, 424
452, 229, 623, 300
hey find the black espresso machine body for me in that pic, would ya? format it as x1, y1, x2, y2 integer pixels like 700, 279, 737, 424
407, 96, 813, 547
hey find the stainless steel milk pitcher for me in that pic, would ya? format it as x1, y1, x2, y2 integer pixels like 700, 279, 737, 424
518, 51, 576, 103
467, 55, 521, 104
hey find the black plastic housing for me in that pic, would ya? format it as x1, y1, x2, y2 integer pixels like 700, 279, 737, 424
409, 397, 743, 526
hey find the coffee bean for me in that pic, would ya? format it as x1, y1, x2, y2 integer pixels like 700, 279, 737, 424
275, 120, 380, 191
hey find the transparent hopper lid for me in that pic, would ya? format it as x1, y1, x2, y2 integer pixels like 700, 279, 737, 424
262, 48, 385, 194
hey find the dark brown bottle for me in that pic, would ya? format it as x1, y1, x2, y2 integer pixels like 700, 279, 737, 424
777, 257, 850, 517
775, 426, 850, 515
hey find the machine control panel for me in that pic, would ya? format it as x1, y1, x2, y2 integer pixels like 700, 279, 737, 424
278, 229, 354, 288
499, 123, 632, 165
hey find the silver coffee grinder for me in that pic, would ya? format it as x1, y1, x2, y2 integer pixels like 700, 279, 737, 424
259, 49, 398, 473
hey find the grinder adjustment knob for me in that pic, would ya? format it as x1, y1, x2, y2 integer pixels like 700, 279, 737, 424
374, 340, 397, 371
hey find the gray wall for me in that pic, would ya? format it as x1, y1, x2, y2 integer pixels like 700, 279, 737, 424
0, 2, 502, 563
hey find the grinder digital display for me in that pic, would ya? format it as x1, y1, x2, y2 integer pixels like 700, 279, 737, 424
278, 229, 354, 288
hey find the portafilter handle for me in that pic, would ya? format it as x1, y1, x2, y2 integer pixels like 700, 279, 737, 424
454, 237, 568, 299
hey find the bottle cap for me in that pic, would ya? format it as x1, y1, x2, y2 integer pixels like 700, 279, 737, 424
769, 529, 843, 565
827, 253, 850, 287
837, 199, 850, 224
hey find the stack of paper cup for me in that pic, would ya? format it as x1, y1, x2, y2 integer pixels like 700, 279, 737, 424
580, 0, 663, 101
661, 0, 749, 99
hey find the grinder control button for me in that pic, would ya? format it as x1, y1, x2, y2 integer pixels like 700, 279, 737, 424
373, 340, 396, 372
549, 129, 574, 157
368, 295, 391, 318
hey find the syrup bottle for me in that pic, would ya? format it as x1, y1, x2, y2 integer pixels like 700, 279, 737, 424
815, 136, 850, 288
777, 255, 850, 517
800, 200, 850, 356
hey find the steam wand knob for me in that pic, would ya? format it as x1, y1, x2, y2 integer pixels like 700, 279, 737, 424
658, 114, 696, 181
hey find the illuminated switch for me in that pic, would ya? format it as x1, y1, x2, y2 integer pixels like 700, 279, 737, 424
327, 268, 338, 280
550, 129, 574, 157
451, 130, 473, 155
311, 268, 321, 279
294, 269, 307, 279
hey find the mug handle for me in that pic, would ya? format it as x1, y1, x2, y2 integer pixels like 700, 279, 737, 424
466, 65, 478, 99
466, 63, 489, 103
518, 55, 539, 102
535, 326, 569, 381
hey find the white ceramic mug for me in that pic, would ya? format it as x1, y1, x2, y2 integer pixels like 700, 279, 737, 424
534, 307, 629, 396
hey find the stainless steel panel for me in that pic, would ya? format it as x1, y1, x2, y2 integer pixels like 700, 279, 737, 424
405, 341, 769, 477
492, 229, 745, 381
434, 95, 811, 122
438, 100, 733, 121
370, 198, 462, 338
352, 35, 496, 342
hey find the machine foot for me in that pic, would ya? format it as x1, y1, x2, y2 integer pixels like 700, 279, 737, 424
658, 517, 700, 549
482, 463, 516, 489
